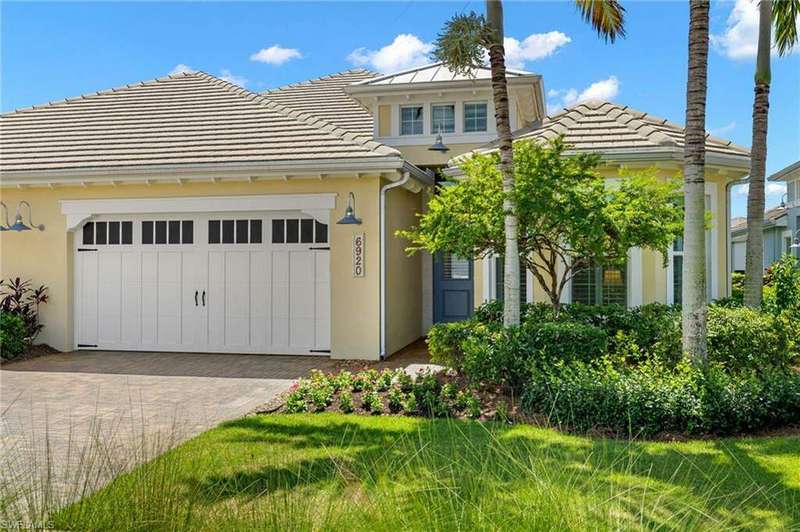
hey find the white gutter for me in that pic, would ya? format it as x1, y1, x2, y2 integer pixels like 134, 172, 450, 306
379, 171, 411, 359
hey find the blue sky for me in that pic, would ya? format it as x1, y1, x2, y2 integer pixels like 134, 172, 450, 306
2, 1, 798, 217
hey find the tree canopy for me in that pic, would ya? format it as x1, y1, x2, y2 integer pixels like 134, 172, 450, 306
399, 138, 684, 308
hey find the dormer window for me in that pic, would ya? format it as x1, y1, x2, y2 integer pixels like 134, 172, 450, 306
431, 104, 455, 134
464, 102, 488, 133
400, 105, 424, 135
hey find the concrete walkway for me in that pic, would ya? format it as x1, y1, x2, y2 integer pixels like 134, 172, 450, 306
0, 351, 336, 505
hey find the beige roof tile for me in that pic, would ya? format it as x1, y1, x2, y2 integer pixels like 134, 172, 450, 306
1, 71, 401, 176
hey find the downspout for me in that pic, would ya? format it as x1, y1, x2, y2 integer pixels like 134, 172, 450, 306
379, 171, 411, 359
726, 176, 748, 296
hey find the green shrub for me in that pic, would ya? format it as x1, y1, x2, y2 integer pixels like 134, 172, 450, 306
522, 321, 608, 363
0, 311, 26, 361
767, 254, 800, 317
707, 306, 794, 370
522, 359, 800, 437
460, 326, 532, 391
427, 320, 495, 368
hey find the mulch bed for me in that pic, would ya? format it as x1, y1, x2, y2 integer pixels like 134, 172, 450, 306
0, 343, 59, 365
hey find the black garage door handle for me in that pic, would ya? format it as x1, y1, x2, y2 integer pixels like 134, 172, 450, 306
202, 291, 206, 306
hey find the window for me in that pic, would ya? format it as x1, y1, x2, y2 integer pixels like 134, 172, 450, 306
141, 220, 193, 245
464, 102, 488, 133
494, 257, 527, 303
400, 105, 423, 135
82, 221, 133, 246
271, 218, 328, 245
208, 219, 262, 244
443, 253, 470, 280
431, 104, 455, 134
571, 261, 627, 306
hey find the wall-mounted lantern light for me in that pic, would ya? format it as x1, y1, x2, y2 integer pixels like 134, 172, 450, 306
337, 192, 362, 225
0, 202, 10, 231
791, 230, 800, 249
780, 193, 788, 209
1, 201, 45, 232
428, 123, 450, 153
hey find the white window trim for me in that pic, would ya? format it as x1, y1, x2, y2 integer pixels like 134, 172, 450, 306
430, 103, 456, 135
60, 193, 337, 231
399, 104, 424, 136
482, 253, 533, 303
463, 101, 489, 134
667, 182, 719, 303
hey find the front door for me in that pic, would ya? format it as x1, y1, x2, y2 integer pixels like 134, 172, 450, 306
433, 252, 473, 323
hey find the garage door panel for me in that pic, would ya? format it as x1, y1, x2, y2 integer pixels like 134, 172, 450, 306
121, 251, 141, 346
225, 252, 250, 346
157, 252, 181, 346
207, 251, 226, 347
250, 251, 270, 348
78, 252, 99, 345
140, 251, 158, 345
315, 251, 330, 350
98, 253, 122, 345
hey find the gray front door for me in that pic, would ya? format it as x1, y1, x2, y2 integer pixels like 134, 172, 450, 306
433, 252, 473, 323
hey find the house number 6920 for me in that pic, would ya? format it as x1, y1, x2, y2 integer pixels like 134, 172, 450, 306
353, 233, 365, 277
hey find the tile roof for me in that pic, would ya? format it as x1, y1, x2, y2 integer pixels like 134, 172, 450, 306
0, 71, 401, 177
350, 62, 533, 86
263, 68, 380, 142
731, 205, 788, 232
767, 160, 800, 181
469, 100, 750, 165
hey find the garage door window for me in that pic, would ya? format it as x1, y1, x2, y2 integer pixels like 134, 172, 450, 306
82, 221, 133, 246
141, 220, 193, 245
208, 219, 262, 244
271, 218, 328, 244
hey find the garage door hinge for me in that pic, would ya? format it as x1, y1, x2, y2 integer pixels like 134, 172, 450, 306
77, 344, 98, 348
309, 349, 331, 353
77, 248, 98, 252
308, 246, 330, 250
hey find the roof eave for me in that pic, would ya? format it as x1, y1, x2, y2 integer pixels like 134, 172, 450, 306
344, 75, 541, 95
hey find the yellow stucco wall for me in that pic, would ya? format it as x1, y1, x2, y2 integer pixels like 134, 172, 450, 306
392, 144, 485, 168
474, 168, 739, 307
385, 184, 424, 354
0, 177, 390, 359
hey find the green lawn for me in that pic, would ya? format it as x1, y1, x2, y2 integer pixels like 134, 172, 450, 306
54, 414, 800, 531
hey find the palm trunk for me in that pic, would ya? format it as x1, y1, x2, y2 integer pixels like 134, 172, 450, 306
744, 0, 772, 308
682, 0, 710, 365
486, 0, 520, 326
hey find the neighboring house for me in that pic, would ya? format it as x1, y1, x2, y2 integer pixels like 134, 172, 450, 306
0, 62, 749, 360
767, 160, 800, 259
731, 206, 791, 272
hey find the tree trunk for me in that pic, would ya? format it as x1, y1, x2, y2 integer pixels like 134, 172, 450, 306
682, 0, 710, 365
486, 0, 520, 326
744, 0, 772, 308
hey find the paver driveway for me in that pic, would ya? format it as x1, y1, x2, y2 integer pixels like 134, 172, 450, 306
1, 351, 339, 502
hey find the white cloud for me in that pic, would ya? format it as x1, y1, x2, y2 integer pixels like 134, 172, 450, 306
547, 76, 620, 113
169, 64, 195, 75
250, 45, 303, 66
767, 182, 787, 195
711, 0, 799, 60
347, 34, 433, 72
503, 31, 571, 69
735, 182, 788, 197
219, 69, 247, 88
709, 121, 737, 136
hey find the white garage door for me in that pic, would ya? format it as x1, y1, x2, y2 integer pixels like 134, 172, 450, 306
74, 212, 330, 355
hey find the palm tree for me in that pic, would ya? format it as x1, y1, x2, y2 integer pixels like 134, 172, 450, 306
682, 0, 711, 364
743, 0, 799, 308
433, 0, 625, 326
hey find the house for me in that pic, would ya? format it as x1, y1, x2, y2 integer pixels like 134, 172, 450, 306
768, 160, 800, 259
0, 63, 750, 360
731, 206, 792, 272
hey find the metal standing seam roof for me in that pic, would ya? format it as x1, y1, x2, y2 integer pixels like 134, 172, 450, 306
463, 100, 751, 164
0, 71, 403, 176
263, 68, 381, 142
349, 62, 533, 86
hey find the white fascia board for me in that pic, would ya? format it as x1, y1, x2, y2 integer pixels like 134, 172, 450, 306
0, 157, 407, 186
60, 193, 337, 230
345, 76, 541, 96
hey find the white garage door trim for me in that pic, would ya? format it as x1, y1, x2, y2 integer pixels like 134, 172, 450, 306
61, 193, 337, 231
68, 196, 333, 356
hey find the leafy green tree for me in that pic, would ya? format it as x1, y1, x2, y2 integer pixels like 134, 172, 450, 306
432, 0, 625, 326
400, 138, 683, 310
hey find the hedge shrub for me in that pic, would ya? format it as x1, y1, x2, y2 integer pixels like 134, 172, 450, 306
707, 306, 795, 370
0, 311, 26, 362
522, 359, 800, 437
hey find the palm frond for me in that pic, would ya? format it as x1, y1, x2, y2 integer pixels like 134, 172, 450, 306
574, 0, 627, 43
773, 0, 800, 56
432, 12, 492, 76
